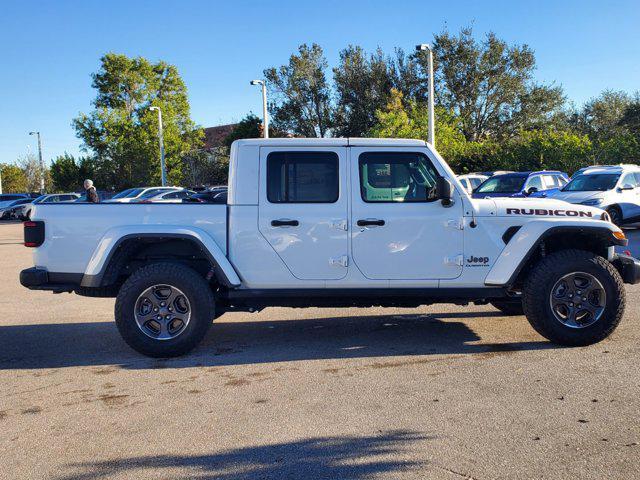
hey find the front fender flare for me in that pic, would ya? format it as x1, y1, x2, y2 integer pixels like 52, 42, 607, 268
484, 220, 625, 287
80, 225, 241, 288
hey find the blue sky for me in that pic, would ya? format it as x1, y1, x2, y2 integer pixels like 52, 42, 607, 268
1, 0, 639, 164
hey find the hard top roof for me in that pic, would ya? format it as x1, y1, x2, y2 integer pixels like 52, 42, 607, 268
580, 164, 640, 175
233, 137, 427, 147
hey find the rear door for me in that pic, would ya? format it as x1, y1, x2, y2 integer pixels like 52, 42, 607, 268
350, 147, 464, 280
258, 147, 349, 280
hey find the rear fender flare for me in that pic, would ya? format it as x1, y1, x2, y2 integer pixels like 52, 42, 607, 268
80, 226, 241, 288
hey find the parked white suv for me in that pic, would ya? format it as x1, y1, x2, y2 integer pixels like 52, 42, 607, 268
537, 165, 640, 226
457, 174, 488, 194
19, 138, 640, 357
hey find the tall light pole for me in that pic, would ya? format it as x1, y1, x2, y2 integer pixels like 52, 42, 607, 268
250, 80, 269, 138
149, 106, 167, 186
416, 44, 435, 147
29, 131, 45, 193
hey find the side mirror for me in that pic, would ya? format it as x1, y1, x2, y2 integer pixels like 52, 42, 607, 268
436, 177, 453, 206
526, 187, 538, 195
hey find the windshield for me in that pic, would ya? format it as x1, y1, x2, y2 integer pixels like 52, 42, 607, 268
563, 174, 620, 192
139, 188, 176, 199
112, 188, 144, 199
475, 175, 526, 194
0, 194, 25, 202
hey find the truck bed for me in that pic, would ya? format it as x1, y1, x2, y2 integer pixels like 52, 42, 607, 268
31, 203, 227, 274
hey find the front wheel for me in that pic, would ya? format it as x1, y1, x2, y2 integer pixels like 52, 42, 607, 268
115, 263, 215, 357
606, 206, 623, 226
522, 249, 625, 346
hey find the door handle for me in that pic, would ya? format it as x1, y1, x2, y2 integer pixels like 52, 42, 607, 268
357, 219, 385, 227
271, 219, 299, 227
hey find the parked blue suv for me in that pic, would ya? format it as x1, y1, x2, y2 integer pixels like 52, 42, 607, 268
472, 171, 569, 198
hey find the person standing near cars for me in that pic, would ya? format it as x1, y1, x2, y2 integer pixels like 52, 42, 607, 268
84, 179, 100, 203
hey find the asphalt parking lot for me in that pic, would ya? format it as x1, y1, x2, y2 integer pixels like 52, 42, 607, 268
1, 222, 639, 480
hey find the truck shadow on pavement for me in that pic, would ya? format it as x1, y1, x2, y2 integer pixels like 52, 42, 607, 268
54, 430, 432, 480
0, 311, 557, 370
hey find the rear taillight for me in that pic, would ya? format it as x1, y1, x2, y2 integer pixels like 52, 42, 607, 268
24, 221, 45, 247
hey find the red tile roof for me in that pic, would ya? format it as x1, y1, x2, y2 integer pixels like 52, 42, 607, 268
203, 124, 237, 149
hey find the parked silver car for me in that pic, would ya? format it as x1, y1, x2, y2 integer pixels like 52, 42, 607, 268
18, 193, 80, 219
0, 198, 33, 220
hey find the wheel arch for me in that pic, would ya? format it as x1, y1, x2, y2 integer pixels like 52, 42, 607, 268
485, 222, 626, 288
80, 227, 241, 289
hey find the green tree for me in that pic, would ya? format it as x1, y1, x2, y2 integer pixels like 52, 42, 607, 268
426, 27, 564, 141
369, 89, 468, 170
17, 153, 49, 192
573, 91, 640, 163
223, 114, 263, 146
222, 113, 286, 146
333, 46, 393, 136
181, 149, 229, 187
49, 153, 97, 192
264, 44, 333, 137
0, 164, 28, 193
73, 53, 203, 190
497, 130, 592, 174
619, 102, 640, 136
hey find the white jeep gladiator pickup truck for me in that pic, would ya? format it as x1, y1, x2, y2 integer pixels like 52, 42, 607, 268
20, 138, 640, 357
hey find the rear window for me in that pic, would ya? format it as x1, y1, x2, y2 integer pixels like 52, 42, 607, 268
267, 151, 339, 203
476, 175, 527, 194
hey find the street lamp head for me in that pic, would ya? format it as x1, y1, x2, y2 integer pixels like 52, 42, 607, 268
29, 131, 38, 135
149, 106, 159, 112
250, 80, 264, 86
415, 44, 431, 52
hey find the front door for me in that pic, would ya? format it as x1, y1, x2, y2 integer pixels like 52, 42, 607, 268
618, 172, 640, 221
258, 147, 349, 280
350, 147, 464, 280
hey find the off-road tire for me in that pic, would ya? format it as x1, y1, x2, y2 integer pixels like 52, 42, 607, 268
522, 249, 625, 346
115, 262, 215, 357
490, 299, 524, 316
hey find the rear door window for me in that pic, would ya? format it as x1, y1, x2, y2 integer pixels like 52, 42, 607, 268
267, 151, 339, 203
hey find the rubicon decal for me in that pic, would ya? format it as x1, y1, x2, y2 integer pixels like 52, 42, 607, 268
506, 208, 593, 217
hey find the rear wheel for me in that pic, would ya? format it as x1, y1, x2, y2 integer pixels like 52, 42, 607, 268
523, 249, 625, 346
490, 299, 524, 316
115, 263, 215, 357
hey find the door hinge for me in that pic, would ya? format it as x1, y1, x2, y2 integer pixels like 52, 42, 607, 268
444, 254, 464, 266
329, 255, 349, 267
331, 219, 348, 231
445, 219, 464, 230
